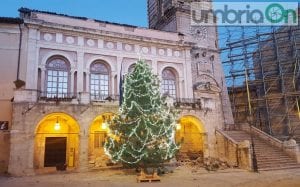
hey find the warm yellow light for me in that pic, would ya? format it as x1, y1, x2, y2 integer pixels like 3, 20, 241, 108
54, 122, 61, 131
176, 123, 181, 130
101, 122, 108, 130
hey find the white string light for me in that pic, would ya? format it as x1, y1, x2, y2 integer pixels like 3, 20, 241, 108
104, 60, 180, 165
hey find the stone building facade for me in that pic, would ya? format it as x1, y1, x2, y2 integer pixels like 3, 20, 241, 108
0, 17, 25, 173
0, 0, 233, 176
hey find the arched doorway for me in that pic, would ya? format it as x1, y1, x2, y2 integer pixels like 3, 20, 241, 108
34, 113, 79, 171
88, 112, 114, 168
176, 116, 206, 160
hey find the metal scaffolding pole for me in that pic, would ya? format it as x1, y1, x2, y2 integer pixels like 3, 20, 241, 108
220, 25, 300, 142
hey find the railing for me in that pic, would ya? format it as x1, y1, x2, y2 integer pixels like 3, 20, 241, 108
215, 129, 252, 170
241, 124, 300, 163
216, 129, 239, 144
215, 129, 239, 167
38, 91, 77, 102
90, 94, 120, 102
243, 125, 283, 148
24, 90, 204, 107
174, 98, 202, 109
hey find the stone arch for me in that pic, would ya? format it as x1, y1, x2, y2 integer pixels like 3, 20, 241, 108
127, 63, 136, 74
34, 112, 80, 172
40, 51, 75, 70
176, 115, 206, 161
159, 64, 182, 78
89, 60, 113, 99
90, 60, 111, 74
45, 55, 71, 69
43, 55, 72, 97
85, 56, 116, 73
88, 112, 115, 168
197, 73, 220, 88
161, 66, 180, 98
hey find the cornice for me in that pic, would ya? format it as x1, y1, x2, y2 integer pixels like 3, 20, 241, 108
24, 19, 192, 49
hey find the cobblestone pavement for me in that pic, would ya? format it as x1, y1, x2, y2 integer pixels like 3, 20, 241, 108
1, 166, 300, 187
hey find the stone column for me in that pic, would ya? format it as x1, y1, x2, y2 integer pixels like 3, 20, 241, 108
70, 69, 75, 94
184, 49, 193, 98
179, 78, 185, 98
116, 57, 123, 95
25, 28, 39, 90
78, 135, 89, 172
77, 51, 84, 92
8, 108, 35, 176
111, 74, 115, 96
40, 68, 46, 92
152, 59, 158, 75
86, 72, 90, 92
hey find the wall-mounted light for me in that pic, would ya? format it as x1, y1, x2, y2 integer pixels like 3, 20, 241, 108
176, 123, 181, 130
101, 122, 108, 130
101, 115, 109, 130
54, 117, 61, 131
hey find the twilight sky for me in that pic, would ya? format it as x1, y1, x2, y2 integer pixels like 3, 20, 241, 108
1, 0, 298, 28
0, 0, 148, 27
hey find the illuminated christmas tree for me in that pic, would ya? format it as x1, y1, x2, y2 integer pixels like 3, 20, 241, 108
104, 60, 179, 169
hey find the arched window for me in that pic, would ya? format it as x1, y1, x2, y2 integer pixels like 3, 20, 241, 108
90, 61, 110, 100
128, 64, 136, 74
162, 68, 177, 98
46, 57, 70, 98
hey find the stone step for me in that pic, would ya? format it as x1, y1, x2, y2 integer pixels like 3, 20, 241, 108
258, 164, 300, 171
256, 155, 292, 159
257, 159, 296, 164
222, 130, 299, 171
256, 155, 295, 159
254, 149, 285, 153
254, 151, 286, 155
257, 163, 299, 168
254, 147, 285, 151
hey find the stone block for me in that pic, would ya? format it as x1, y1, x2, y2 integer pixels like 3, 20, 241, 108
14, 89, 38, 102
79, 92, 90, 104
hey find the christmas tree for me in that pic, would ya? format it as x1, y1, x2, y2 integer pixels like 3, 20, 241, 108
104, 60, 179, 169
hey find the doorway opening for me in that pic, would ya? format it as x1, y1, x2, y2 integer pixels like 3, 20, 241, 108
44, 137, 67, 168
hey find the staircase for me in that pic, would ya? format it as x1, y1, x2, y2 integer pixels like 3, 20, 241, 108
224, 130, 300, 171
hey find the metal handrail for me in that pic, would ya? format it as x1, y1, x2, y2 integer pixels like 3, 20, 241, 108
38, 91, 77, 101
90, 94, 120, 102
216, 129, 239, 145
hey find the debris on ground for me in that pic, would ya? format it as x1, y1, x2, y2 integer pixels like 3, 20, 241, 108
176, 153, 231, 172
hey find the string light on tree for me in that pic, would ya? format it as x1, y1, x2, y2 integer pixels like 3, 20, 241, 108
104, 60, 179, 168
176, 122, 181, 130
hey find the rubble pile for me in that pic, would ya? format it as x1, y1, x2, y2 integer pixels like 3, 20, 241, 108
203, 157, 231, 171
176, 153, 231, 171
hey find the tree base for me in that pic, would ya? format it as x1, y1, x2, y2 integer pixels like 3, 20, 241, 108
137, 170, 160, 183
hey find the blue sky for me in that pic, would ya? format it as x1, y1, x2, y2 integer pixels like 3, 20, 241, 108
0, 0, 148, 27
1, 0, 298, 27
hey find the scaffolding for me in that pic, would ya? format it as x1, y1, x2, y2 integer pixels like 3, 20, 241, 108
220, 25, 300, 141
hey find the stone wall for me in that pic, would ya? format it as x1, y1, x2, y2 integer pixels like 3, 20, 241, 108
215, 130, 252, 170
8, 95, 224, 176
8, 102, 119, 176
0, 132, 10, 173
0, 21, 28, 175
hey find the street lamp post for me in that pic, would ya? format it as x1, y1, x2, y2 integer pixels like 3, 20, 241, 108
247, 116, 258, 172
245, 68, 258, 172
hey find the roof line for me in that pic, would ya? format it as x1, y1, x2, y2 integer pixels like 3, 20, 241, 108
0, 17, 23, 24
18, 7, 140, 29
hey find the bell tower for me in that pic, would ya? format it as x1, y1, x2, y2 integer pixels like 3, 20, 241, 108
147, 0, 234, 125
148, 0, 216, 48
